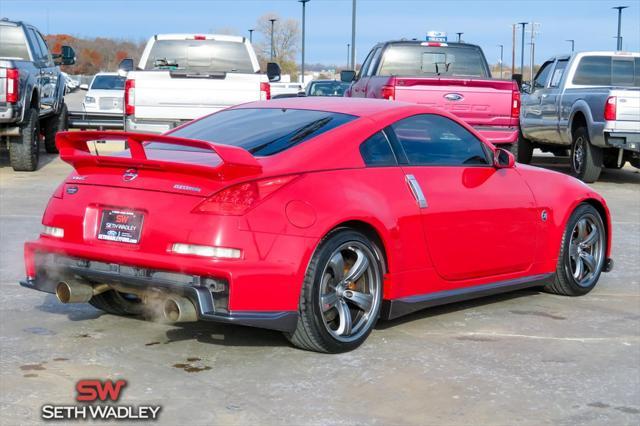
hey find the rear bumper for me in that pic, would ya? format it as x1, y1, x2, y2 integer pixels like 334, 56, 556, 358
125, 117, 184, 134
605, 131, 640, 152
68, 111, 124, 130
21, 251, 299, 332
473, 126, 519, 145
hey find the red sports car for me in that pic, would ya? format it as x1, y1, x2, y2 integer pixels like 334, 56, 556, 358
22, 98, 613, 353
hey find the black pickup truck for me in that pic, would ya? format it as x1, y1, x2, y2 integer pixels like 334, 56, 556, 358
0, 18, 76, 171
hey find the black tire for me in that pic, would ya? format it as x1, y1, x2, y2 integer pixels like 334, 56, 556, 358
570, 127, 602, 183
630, 157, 640, 169
286, 229, 384, 353
602, 151, 625, 169
511, 131, 534, 164
544, 204, 606, 296
43, 103, 68, 153
551, 148, 570, 157
8, 107, 40, 171
89, 290, 145, 316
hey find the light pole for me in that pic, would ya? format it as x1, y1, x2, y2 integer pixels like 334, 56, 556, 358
612, 6, 628, 50
498, 44, 504, 78
269, 18, 277, 61
248, 29, 254, 43
350, 0, 356, 69
565, 39, 574, 52
346, 43, 350, 67
299, 0, 309, 84
456, 32, 463, 43
518, 22, 527, 75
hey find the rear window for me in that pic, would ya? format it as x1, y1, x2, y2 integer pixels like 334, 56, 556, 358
90, 75, 125, 90
572, 55, 640, 87
145, 39, 255, 73
307, 81, 350, 96
378, 44, 489, 78
0, 26, 30, 60
166, 108, 357, 156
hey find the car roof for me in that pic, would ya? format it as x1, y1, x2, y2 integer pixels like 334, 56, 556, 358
234, 97, 442, 119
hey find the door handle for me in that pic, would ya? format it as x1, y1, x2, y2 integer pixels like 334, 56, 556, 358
405, 174, 428, 208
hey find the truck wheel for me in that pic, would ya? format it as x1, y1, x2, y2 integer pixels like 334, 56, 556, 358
511, 132, 533, 164
630, 158, 640, 169
544, 203, 606, 296
8, 107, 40, 172
602, 151, 625, 169
286, 229, 383, 353
571, 127, 602, 183
43, 103, 68, 153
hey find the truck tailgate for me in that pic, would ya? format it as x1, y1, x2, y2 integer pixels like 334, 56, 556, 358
614, 89, 640, 122
133, 71, 265, 121
393, 77, 517, 128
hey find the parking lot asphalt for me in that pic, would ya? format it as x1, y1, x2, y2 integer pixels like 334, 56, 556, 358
0, 151, 638, 425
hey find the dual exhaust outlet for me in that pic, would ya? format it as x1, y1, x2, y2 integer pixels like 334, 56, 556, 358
55, 280, 198, 323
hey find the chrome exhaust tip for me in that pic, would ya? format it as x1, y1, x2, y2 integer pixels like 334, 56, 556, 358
163, 297, 197, 323
55, 281, 94, 304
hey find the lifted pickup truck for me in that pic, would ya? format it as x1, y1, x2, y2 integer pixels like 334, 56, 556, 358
123, 34, 280, 134
0, 18, 76, 171
520, 51, 640, 182
343, 40, 520, 149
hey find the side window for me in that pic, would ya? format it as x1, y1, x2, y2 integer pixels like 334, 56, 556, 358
573, 56, 612, 86
550, 60, 568, 88
612, 58, 636, 87
360, 131, 396, 166
34, 31, 53, 64
358, 48, 377, 79
533, 61, 553, 89
25, 28, 45, 61
391, 114, 490, 166
365, 47, 382, 77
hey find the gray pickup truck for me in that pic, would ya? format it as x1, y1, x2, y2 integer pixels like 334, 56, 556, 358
519, 51, 639, 182
0, 18, 76, 171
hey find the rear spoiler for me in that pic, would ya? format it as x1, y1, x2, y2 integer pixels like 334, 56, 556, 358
56, 131, 262, 180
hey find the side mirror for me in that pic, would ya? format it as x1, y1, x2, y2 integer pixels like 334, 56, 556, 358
521, 82, 532, 94
340, 70, 356, 83
79, 83, 89, 90
266, 62, 281, 82
118, 58, 134, 73
494, 148, 515, 168
53, 45, 76, 66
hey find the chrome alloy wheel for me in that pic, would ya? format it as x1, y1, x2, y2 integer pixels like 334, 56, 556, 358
572, 136, 586, 175
566, 214, 605, 288
318, 242, 381, 343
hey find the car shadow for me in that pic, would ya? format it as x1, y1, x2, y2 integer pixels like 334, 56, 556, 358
375, 289, 540, 330
528, 154, 640, 184
0, 149, 59, 170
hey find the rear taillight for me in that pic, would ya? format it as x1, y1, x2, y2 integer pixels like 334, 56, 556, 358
260, 82, 271, 100
124, 79, 135, 115
381, 85, 395, 100
3, 68, 19, 103
604, 96, 617, 121
511, 84, 521, 118
193, 175, 298, 215
193, 35, 206, 40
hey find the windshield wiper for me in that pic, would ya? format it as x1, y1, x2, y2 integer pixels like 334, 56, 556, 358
248, 117, 332, 155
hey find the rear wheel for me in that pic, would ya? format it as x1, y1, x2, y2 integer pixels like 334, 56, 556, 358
630, 157, 640, 169
90, 290, 145, 316
544, 204, 606, 296
571, 127, 602, 182
43, 103, 68, 153
603, 150, 625, 169
286, 229, 383, 353
8, 107, 40, 171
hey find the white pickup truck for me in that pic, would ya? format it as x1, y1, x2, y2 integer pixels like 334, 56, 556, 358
122, 34, 281, 134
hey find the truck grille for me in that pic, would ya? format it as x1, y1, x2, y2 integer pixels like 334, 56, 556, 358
98, 97, 123, 110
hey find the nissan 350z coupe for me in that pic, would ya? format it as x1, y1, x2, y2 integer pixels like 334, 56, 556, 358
22, 98, 614, 353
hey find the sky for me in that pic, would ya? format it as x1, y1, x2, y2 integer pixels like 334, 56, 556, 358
1, 0, 639, 67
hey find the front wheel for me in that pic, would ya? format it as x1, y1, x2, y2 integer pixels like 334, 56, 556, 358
286, 229, 384, 353
545, 204, 606, 296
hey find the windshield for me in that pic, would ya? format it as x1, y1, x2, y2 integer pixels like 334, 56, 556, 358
0, 26, 30, 59
90, 75, 125, 90
165, 108, 357, 156
378, 44, 489, 78
145, 39, 255, 73
307, 81, 350, 96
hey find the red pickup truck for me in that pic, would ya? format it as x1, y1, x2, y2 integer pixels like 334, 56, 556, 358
343, 40, 520, 148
